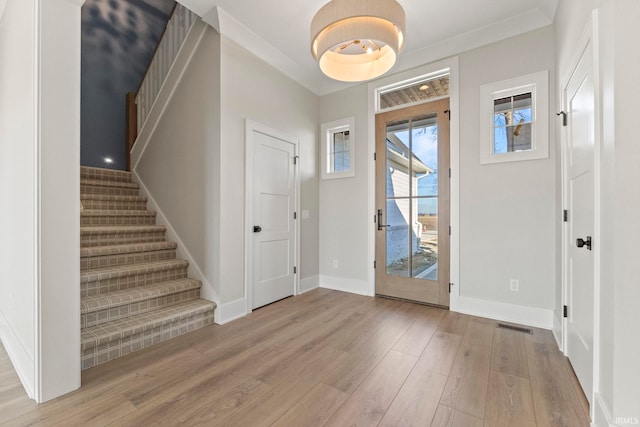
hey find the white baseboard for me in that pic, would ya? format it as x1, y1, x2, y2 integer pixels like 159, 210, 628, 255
215, 298, 247, 325
319, 275, 373, 297
457, 296, 553, 329
0, 311, 34, 399
132, 171, 220, 309
552, 313, 563, 351
299, 275, 319, 294
593, 392, 616, 427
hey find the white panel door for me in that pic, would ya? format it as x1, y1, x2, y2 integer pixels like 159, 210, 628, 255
564, 41, 595, 406
252, 130, 296, 309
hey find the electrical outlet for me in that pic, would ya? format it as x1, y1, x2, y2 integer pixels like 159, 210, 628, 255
333, 259, 339, 269
510, 279, 520, 292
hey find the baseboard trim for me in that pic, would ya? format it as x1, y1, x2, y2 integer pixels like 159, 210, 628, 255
552, 313, 563, 351
0, 311, 34, 399
593, 392, 615, 427
319, 275, 373, 297
457, 296, 553, 329
299, 275, 319, 294
132, 171, 220, 309
216, 298, 247, 325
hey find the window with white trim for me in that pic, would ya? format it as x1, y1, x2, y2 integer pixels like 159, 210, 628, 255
321, 117, 355, 179
480, 71, 549, 164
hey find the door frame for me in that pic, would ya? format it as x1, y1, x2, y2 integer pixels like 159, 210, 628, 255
374, 98, 451, 306
560, 10, 601, 413
244, 119, 300, 313
367, 57, 460, 310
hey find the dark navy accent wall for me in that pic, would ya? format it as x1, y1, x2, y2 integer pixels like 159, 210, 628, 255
81, 0, 175, 170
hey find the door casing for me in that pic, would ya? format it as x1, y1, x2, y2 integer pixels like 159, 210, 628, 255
244, 120, 300, 313
560, 11, 601, 415
374, 98, 451, 307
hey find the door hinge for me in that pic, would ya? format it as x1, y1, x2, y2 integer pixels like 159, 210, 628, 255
444, 109, 451, 120
294, 212, 297, 220
294, 266, 297, 274
374, 260, 377, 269
449, 168, 451, 178
374, 152, 377, 161
563, 305, 568, 318
563, 210, 568, 222
449, 282, 454, 293
294, 155, 299, 165
449, 226, 451, 236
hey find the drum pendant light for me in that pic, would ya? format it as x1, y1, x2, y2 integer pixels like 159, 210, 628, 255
311, 0, 406, 82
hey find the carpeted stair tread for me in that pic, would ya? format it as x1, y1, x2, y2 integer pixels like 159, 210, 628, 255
81, 166, 133, 183
81, 259, 189, 284
81, 279, 202, 315
81, 299, 216, 350
81, 209, 156, 216
81, 178, 140, 190
80, 194, 147, 202
81, 241, 177, 258
81, 225, 166, 235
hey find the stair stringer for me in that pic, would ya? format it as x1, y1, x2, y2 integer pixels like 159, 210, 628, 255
132, 170, 221, 320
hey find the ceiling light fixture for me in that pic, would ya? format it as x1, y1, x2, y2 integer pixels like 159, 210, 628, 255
311, 0, 406, 82
419, 85, 429, 91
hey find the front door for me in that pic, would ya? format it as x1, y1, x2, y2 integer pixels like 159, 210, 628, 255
375, 98, 450, 306
564, 38, 595, 405
251, 127, 297, 309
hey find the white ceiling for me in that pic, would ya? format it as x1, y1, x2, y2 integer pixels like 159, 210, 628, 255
177, 0, 559, 95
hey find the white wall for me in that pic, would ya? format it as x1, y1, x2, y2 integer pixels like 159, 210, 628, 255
0, 0, 38, 396
318, 27, 557, 322
136, 26, 222, 304
318, 85, 370, 295
458, 26, 557, 314
0, 0, 82, 402
136, 30, 319, 320
219, 36, 319, 302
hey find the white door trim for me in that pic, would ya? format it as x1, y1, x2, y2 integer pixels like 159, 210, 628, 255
367, 57, 460, 310
244, 120, 300, 313
560, 10, 601, 415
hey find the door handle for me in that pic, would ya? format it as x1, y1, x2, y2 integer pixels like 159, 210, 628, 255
377, 209, 390, 231
253, 225, 262, 233
576, 236, 592, 250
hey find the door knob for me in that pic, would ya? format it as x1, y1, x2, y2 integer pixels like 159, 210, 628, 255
576, 236, 592, 250
253, 225, 262, 233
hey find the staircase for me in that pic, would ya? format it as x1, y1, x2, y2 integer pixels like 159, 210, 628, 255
80, 166, 215, 370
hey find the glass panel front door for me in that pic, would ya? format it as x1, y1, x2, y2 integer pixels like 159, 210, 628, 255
375, 98, 450, 306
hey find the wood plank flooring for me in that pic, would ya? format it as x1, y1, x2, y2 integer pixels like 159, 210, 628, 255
0, 289, 591, 426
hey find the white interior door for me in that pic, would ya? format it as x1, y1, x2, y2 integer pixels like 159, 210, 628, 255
564, 40, 595, 406
251, 128, 297, 310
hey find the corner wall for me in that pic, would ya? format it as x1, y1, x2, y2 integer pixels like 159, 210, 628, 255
135, 29, 319, 322
219, 36, 320, 304
0, 0, 82, 402
0, 0, 38, 397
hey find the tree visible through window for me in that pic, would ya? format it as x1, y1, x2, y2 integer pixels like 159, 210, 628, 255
494, 92, 533, 154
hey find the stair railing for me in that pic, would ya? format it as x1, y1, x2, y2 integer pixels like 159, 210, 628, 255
126, 3, 198, 170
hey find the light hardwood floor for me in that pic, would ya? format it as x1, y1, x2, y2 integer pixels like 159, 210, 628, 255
0, 289, 590, 426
